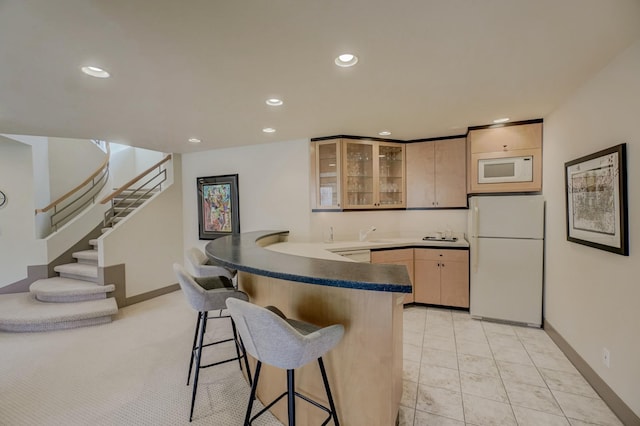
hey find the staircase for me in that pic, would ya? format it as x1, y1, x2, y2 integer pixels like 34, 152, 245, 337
104, 188, 159, 228
0, 149, 173, 333
0, 239, 118, 332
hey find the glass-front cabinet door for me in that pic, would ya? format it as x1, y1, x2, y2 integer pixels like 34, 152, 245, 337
342, 140, 405, 209
377, 143, 405, 207
343, 140, 375, 208
314, 140, 342, 209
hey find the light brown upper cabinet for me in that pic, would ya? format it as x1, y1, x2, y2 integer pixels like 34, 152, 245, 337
311, 138, 406, 210
406, 138, 467, 208
467, 121, 542, 194
310, 139, 342, 210
342, 140, 406, 209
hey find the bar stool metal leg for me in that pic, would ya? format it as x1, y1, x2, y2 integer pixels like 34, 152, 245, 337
287, 369, 295, 426
190, 310, 208, 421
318, 357, 340, 426
244, 361, 262, 426
231, 320, 253, 386
187, 313, 201, 385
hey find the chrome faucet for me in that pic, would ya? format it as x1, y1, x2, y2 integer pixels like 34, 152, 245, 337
359, 226, 376, 242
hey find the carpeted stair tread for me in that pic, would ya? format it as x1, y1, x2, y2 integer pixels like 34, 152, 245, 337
72, 250, 99, 262
54, 263, 98, 280
0, 293, 118, 332
30, 277, 114, 301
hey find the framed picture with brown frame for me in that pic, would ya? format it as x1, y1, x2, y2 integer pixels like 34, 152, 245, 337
565, 143, 628, 256
197, 174, 240, 240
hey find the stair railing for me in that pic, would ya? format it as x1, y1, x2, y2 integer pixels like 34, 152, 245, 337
100, 154, 172, 228
36, 144, 111, 232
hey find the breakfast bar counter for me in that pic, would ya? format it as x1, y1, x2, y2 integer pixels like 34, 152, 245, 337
206, 230, 411, 426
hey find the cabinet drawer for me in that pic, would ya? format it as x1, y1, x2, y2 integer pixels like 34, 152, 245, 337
469, 123, 541, 154
415, 248, 468, 262
371, 248, 413, 263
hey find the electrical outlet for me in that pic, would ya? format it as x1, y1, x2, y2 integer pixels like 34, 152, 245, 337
602, 347, 611, 368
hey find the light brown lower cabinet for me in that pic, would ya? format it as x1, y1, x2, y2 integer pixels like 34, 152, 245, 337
371, 249, 414, 304
371, 248, 469, 307
414, 248, 469, 308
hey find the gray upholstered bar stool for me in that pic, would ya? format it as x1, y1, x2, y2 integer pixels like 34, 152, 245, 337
186, 247, 237, 287
185, 247, 239, 384
173, 263, 252, 422
226, 298, 344, 426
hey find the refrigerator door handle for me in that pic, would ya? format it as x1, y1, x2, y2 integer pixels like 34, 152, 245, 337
471, 206, 479, 272
472, 205, 479, 238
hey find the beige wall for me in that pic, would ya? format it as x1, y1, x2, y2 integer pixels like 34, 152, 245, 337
0, 137, 43, 287
101, 154, 184, 298
543, 39, 640, 416
48, 138, 105, 201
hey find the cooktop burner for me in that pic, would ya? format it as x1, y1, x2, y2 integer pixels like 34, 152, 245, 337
422, 236, 458, 242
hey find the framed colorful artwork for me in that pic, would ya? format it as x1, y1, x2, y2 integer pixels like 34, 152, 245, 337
197, 174, 240, 240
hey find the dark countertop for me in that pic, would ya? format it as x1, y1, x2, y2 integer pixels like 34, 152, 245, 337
205, 230, 412, 293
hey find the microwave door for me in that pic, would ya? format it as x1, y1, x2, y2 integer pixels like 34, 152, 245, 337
478, 156, 533, 183
484, 162, 515, 179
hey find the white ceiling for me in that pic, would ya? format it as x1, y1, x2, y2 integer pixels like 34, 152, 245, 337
1, 1, 640, 154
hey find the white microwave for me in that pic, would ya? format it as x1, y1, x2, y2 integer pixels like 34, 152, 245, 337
477, 155, 533, 184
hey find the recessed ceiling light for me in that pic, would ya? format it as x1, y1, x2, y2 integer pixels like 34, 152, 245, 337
265, 98, 283, 106
378, 130, 391, 136
335, 53, 358, 68
188, 138, 201, 143
81, 66, 110, 78
262, 127, 276, 133
493, 117, 510, 124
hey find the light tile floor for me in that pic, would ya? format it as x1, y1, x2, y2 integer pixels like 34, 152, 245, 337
399, 306, 623, 426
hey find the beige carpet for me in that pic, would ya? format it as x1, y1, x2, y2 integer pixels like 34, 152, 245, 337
0, 290, 282, 425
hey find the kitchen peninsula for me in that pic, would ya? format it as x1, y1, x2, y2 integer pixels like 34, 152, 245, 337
205, 230, 411, 425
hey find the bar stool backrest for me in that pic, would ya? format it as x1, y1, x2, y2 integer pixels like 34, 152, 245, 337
173, 263, 247, 312
186, 247, 234, 280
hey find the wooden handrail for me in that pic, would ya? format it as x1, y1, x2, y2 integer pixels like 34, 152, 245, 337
36, 144, 111, 214
100, 154, 172, 204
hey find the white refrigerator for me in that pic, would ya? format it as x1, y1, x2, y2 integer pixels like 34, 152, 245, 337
468, 195, 544, 327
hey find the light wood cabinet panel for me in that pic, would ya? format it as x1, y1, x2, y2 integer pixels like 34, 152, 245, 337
440, 257, 469, 308
415, 248, 468, 262
469, 123, 541, 154
406, 138, 466, 208
414, 257, 440, 304
414, 248, 469, 308
371, 249, 414, 304
435, 138, 467, 207
406, 142, 436, 207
